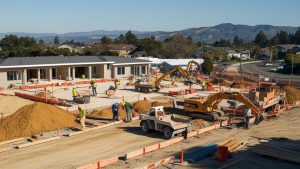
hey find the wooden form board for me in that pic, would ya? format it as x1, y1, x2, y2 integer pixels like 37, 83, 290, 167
16, 136, 60, 149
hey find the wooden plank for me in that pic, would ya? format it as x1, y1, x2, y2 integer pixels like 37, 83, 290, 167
252, 146, 300, 163
16, 136, 60, 149
0, 138, 25, 146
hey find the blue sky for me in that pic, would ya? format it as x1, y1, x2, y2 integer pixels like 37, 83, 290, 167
0, 0, 299, 33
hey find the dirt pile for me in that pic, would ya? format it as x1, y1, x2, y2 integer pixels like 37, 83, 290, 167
0, 102, 78, 141
133, 100, 151, 114
192, 119, 208, 128
282, 86, 300, 103
0, 96, 33, 115
151, 101, 173, 107
90, 106, 127, 119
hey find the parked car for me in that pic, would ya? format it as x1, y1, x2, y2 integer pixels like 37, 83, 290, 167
265, 62, 273, 67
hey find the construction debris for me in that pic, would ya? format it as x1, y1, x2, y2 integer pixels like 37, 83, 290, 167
0, 102, 79, 142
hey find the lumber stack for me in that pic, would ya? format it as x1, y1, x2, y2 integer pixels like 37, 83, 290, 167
218, 138, 245, 152
252, 141, 300, 164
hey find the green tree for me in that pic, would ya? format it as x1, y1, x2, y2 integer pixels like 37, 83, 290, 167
125, 31, 137, 44
161, 34, 197, 58
294, 28, 300, 44
254, 31, 269, 48
54, 36, 60, 45
100, 36, 113, 44
278, 31, 290, 44
233, 36, 243, 47
202, 57, 213, 75
270, 34, 279, 46
115, 34, 125, 43
213, 39, 232, 47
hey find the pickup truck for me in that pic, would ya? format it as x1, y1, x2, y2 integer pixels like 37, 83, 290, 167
139, 106, 191, 139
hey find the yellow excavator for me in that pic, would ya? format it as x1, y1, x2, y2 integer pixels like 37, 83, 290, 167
186, 60, 201, 74
135, 66, 188, 93
174, 92, 264, 121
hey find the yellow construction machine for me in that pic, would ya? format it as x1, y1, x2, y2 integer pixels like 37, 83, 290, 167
174, 92, 264, 121
135, 66, 189, 93
186, 60, 201, 74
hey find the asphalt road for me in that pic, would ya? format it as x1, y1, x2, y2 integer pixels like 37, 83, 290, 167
241, 62, 300, 87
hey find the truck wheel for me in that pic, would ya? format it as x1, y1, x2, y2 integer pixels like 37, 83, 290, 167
163, 127, 174, 139
141, 121, 149, 133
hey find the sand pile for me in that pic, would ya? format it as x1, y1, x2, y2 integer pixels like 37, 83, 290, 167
0, 102, 78, 141
133, 100, 151, 114
151, 101, 173, 107
0, 96, 33, 115
282, 86, 300, 103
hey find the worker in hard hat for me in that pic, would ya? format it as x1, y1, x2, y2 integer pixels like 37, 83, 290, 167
201, 80, 206, 91
90, 80, 97, 97
112, 102, 120, 121
72, 87, 78, 103
124, 101, 132, 122
78, 106, 86, 130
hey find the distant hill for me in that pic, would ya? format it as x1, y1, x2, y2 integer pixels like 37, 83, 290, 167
141, 23, 299, 43
0, 23, 299, 44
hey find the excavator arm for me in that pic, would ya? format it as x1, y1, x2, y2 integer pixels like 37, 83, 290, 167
153, 66, 188, 87
203, 92, 262, 115
186, 60, 201, 73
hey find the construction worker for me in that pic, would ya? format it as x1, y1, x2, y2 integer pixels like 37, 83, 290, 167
114, 79, 120, 89
72, 87, 78, 102
90, 80, 97, 97
244, 108, 251, 129
171, 77, 176, 85
78, 106, 86, 130
112, 102, 119, 121
201, 80, 206, 91
124, 101, 132, 122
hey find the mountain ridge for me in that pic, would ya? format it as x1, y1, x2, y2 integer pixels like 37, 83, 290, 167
0, 23, 299, 44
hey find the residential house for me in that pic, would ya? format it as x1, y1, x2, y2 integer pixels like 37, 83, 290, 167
107, 44, 136, 57
226, 50, 241, 59
240, 50, 251, 60
276, 44, 300, 59
0, 56, 151, 87
58, 44, 81, 53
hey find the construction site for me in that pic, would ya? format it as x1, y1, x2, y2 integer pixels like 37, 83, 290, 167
0, 60, 300, 169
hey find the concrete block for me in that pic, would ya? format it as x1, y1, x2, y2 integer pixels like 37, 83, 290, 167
144, 144, 159, 153
125, 148, 144, 160
17, 136, 60, 149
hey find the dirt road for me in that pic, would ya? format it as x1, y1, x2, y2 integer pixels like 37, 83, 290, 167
110, 108, 300, 169
0, 121, 164, 169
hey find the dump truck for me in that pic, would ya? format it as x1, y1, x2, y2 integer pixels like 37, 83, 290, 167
139, 106, 191, 139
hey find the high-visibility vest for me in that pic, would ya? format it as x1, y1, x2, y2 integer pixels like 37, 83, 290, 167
72, 89, 77, 97
79, 108, 86, 118
91, 81, 97, 88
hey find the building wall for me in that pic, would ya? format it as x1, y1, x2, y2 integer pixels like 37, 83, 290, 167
0, 68, 23, 87
57, 66, 68, 80
111, 64, 149, 79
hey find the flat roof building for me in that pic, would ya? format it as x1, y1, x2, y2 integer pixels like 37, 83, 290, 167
0, 56, 151, 87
